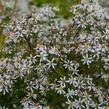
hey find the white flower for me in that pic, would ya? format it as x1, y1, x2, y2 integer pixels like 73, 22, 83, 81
55, 86, 65, 94
66, 99, 74, 109
82, 91, 92, 102
81, 54, 93, 66
75, 80, 85, 89
21, 98, 35, 109
74, 98, 85, 109
67, 75, 78, 86
49, 47, 60, 55
65, 88, 74, 99
0, 74, 12, 94
87, 80, 96, 91
63, 60, 75, 71
46, 58, 57, 69
58, 76, 66, 87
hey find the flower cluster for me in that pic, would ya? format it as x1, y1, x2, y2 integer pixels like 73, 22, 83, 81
0, 0, 109, 109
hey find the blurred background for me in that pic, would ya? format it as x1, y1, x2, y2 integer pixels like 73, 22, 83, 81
1, 0, 109, 18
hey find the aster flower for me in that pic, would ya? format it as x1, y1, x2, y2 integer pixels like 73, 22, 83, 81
66, 99, 74, 109
81, 54, 93, 66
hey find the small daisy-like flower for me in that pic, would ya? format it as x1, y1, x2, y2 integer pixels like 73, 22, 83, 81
63, 60, 74, 71
66, 99, 74, 109
65, 88, 74, 99
58, 76, 66, 87
74, 98, 85, 109
46, 58, 57, 69
55, 85, 65, 94
81, 54, 93, 66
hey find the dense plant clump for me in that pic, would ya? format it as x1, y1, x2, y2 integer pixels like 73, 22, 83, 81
0, 0, 109, 109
